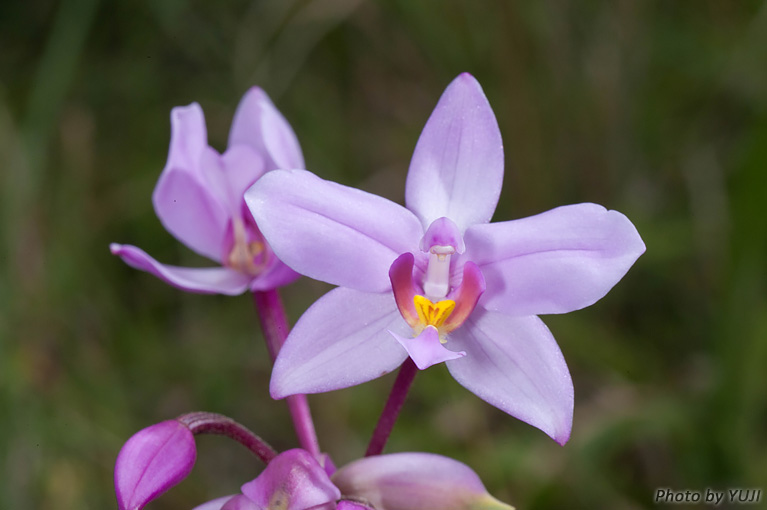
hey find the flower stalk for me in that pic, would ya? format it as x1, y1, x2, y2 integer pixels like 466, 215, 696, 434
252, 289, 321, 460
365, 358, 418, 456
178, 411, 277, 464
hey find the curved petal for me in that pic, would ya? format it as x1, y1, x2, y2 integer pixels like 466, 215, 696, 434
249, 259, 301, 292
389, 253, 419, 328
115, 420, 196, 510
332, 452, 513, 510
405, 73, 504, 232
221, 145, 266, 211
111, 244, 253, 295
241, 449, 340, 510
390, 326, 465, 370
464, 203, 645, 316
228, 87, 305, 170
153, 149, 230, 262
270, 288, 409, 398
246, 170, 423, 293
165, 103, 208, 176
446, 311, 573, 445
443, 261, 485, 333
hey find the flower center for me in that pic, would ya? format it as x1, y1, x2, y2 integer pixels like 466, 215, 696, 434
388, 217, 486, 342
413, 295, 455, 342
227, 217, 270, 276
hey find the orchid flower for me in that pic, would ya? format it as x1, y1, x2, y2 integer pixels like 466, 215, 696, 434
192, 450, 512, 510
115, 419, 512, 510
245, 73, 645, 443
111, 88, 303, 294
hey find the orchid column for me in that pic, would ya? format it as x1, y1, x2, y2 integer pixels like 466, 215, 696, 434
110, 88, 320, 459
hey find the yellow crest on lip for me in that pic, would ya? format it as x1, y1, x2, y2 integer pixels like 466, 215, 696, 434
413, 295, 455, 328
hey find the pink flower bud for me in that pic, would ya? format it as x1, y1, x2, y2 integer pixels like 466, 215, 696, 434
114, 420, 196, 510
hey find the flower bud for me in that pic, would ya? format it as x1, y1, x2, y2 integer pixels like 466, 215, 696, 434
240, 449, 341, 510
114, 420, 196, 510
332, 453, 513, 510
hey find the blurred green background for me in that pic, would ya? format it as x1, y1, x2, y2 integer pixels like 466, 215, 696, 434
2, 1, 767, 509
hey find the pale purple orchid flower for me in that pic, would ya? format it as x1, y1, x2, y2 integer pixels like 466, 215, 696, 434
115, 421, 511, 510
111, 88, 302, 295
193, 450, 511, 510
245, 73, 646, 444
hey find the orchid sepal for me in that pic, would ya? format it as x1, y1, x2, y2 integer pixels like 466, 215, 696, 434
332, 452, 514, 510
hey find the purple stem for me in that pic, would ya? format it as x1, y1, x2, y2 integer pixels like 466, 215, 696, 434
178, 411, 277, 464
252, 289, 321, 460
365, 358, 418, 456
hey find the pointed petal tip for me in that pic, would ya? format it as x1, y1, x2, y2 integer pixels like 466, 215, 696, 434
237, 86, 271, 109
469, 202, 646, 316
554, 431, 571, 446
456, 71, 479, 85
446, 314, 574, 445
268, 379, 288, 400
550, 419, 572, 445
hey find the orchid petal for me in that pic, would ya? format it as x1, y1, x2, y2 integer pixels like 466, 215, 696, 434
115, 420, 196, 510
390, 326, 465, 370
249, 259, 301, 292
389, 253, 419, 328
153, 147, 230, 262
405, 73, 504, 232
192, 496, 240, 510
332, 452, 513, 510
110, 244, 253, 295
443, 261, 485, 333
446, 311, 573, 444
464, 203, 646, 316
229, 87, 305, 170
270, 287, 409, 398
241, 449, 340, 510
221, 145, 266, 210
165, 103, 208, 175
246, 170, 423, 293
